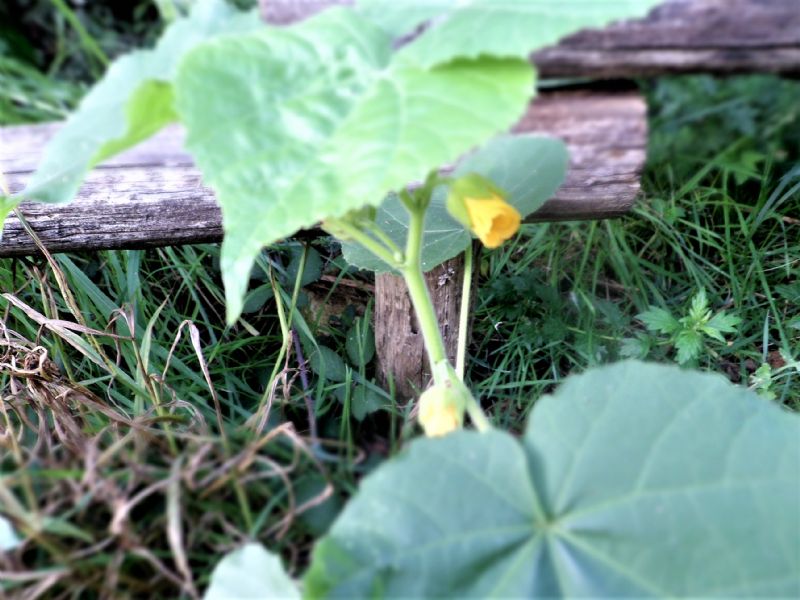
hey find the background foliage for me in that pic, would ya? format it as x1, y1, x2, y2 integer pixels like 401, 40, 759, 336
0, 0, 798, 597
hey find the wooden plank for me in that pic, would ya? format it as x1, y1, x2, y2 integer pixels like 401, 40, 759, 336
0, 89, 647, 257
261, 0, 800, 77
533, 0, 800, 78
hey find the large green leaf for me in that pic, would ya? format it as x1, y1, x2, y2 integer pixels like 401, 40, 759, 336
204, 543, 300, 599
91, 80, 178, 166
2, 0, 260, 223
174, 9, 533, 322
304, 361, 800, 597
341, 134, 567, 272
357, 0, 666, 69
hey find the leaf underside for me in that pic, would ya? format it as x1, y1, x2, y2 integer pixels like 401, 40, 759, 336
341, 134, 569, 273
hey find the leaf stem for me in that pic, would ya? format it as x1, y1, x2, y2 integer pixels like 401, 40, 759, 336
325, 217, 402, 270
464, 396, 491, 432
456, 244, 473, 379
401, 202, 448, 380
360, 218, 404, 260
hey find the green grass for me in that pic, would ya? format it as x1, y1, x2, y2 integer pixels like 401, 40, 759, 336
470, 75, 800, 418
1, 3, 798, 595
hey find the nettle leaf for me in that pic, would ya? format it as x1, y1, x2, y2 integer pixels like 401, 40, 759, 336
175, 10, 533, 322
706, 311, 742, 334
341, 135, 567, 272
8, 0, 260, 222
304, 361, 800, 597
637, 307, 679, 334
675, 329, 703, 364
358, 0, 666, 69
204, 543, 299, 600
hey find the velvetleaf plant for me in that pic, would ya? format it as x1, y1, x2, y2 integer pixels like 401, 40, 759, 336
5, 0, 799, 597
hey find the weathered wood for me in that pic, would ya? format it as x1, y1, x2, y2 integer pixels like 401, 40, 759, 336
534, 0, 800, 78
261, 0, 800, 78
374, 258, 466, 398
0, 89, 647, 257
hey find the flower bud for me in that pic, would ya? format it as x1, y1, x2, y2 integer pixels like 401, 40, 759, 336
417, 384, 464, 437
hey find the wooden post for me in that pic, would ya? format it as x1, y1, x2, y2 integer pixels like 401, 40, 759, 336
375, 256, 464, 398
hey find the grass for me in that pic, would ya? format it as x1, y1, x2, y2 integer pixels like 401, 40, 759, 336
471, 75, 800, 417
1, 3, 798, 597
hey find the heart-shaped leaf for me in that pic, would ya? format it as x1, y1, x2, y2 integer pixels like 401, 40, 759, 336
174, 8, 533, 322
304, 361, 800, 597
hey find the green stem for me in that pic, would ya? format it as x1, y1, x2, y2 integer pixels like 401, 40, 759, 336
464, 396, 491, 432
401, 203, 448, 379
360, 219, 404, 260
456, 244, 473, 379
325, 217, 402, 269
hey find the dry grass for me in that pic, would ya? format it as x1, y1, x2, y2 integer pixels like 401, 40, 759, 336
0, 302, 333, 599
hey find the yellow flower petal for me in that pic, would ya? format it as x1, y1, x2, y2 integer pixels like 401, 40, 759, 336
464, 195, 521, 248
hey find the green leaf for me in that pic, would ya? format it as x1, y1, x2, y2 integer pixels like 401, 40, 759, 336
241, 283, 274, 315
345, 320, 375, 366
688, 288, 710, 322
204, 543, 300, 600
40, 516, 94, 543
341, 187, 468, 273
174, 9, 392, 323
619, 335, 650, 359
456, 134, 568, 218
636, 307, 679, 334
309, 346, 350, 383
326, 58, 534, 204
342, 135, 566, 272
304, 361, 800, 597
675, 329, 703, 364
285, 246, 324, 289
358, 0, 666, 69
296, 476, 344, 537
350, 385, 384, 421
91, 80, 178, 166
174, 8, 533, 321
706, 311, 742, 334
15, 0, 260, 217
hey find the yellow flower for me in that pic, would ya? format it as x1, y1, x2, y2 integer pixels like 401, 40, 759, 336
418, 385, 462, 437
464, 195, 521, 249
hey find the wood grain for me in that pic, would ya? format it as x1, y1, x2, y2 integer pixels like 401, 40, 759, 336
534, 0, 800, 78
374, 257, 466, 398
0, 89, 647, 257
261, 0, 800, 78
